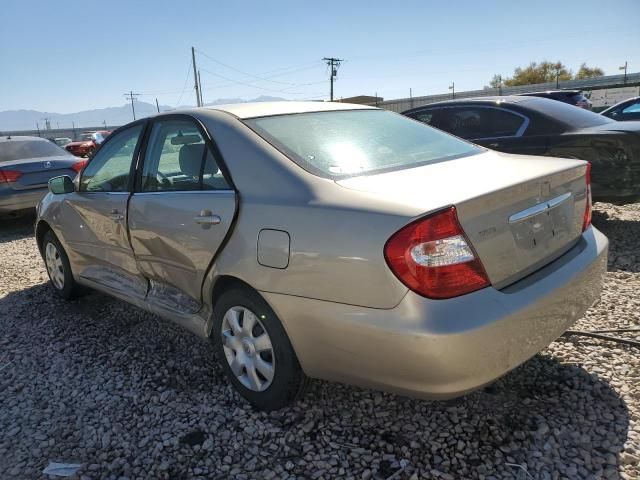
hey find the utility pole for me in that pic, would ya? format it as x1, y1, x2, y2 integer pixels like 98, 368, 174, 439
620, 61, 628, 84
497, 75, 503, 95
192, 47, 201, 107
410, 87, 413, 108
36, 122, 41, 137
155, 98, 160, 113
449, 82, 455, 99
123, 91, 141, 120
103, 120, 107, 128
198, 70, 204, 106
323, 57, 343, 101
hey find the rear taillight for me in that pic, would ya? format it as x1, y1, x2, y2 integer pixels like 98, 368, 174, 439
71, 160, 88, 173
0, 170, 22, 183
384, 206, 490, 299
582, 162, 592, 232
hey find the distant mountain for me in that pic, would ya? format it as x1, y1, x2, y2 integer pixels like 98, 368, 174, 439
0, 96, 288, 131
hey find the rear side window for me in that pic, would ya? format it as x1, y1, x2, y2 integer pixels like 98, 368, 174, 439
622, 102, 640, 114
435, 107, 526, 139
140, 119, 230, 192
245, 110, 482, 178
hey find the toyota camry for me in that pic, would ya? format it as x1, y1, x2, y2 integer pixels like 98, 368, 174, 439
35, 102, 608, 410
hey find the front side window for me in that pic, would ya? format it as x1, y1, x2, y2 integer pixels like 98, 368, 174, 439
245, 110, 482, 178
141, 119, 229, 192
80, 124, 142, 192
410, 111, 433, 124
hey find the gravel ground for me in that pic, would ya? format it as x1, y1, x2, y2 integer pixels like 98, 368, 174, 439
0, 204, 638, 480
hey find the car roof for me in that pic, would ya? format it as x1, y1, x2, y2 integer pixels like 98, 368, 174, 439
0, 135, 49, 143
519, 90, 581, 96
402, 95, 533, 113
199, 101, 376, 119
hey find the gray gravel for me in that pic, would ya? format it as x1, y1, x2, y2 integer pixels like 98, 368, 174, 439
0, 204, 638, 480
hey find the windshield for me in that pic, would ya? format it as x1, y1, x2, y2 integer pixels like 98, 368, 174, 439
523, 98, 613, 129
0, 140, 70, 162
245, 110, 483, 178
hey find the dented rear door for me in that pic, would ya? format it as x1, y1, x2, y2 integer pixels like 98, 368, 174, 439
127, 117, 236, 312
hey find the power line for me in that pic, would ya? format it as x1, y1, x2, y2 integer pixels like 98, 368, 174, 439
199, 67, 323, 95
323, 57, 343, 101
123, 91, 141, 120
175, 59, 193, 107
196, 48, 314, 86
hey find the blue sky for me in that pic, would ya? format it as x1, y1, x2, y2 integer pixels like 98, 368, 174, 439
1, 0, 639, 113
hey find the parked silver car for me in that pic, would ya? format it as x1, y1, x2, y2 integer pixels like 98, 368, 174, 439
1, 136, 86, 214
35, 102, 608, 410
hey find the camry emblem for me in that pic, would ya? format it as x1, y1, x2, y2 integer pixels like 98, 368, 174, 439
43, 161, 52, 169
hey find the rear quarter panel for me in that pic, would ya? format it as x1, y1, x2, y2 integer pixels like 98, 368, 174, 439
194, 110, 411, 309
545, 132, 640, 198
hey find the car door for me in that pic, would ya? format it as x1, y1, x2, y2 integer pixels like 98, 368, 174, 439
127, 116, 236, 313
60, 122, 148, 299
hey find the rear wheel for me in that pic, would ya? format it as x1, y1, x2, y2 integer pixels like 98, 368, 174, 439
212, 286, 308, 411
42, 231, 83, 300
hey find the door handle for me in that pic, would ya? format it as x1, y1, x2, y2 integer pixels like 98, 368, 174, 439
194, 210, 221, 225
109, 209, 124, 222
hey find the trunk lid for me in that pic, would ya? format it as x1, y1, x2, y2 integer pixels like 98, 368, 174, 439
0, 155, 80, 190
337, 150, 589, 289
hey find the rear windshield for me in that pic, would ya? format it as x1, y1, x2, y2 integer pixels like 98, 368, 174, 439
245, 110, 483, 178
0, 140, 69, 163
522, 98, 612, 129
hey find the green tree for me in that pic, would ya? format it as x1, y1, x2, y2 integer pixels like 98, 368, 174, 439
488, 74, 503, 88
503, 61, 572, 86
575, 63, 605, 79
490, 61, 606, 88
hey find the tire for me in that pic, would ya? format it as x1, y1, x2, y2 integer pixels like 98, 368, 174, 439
42, 231, 83, 300
211, 286, 308, 411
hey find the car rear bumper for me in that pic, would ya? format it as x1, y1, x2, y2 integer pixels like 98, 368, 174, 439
0, 188, 48, 213
263, 226, 608, 399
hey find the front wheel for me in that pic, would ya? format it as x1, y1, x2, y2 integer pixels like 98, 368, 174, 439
212, 286, 308, 411
42, 231, 83, 300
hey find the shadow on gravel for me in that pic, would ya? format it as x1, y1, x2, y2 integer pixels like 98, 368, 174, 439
300, 355, 630, 479
592, 210, 639, 273
0, 210, 36, 244
0, 280, 631, 479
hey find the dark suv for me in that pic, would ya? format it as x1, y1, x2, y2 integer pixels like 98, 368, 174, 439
518, 90, 592, 110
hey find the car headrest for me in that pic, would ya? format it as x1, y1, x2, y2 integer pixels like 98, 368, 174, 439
179, 143, 205, 177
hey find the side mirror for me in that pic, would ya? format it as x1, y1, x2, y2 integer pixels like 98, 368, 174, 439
49, 175, 75, 194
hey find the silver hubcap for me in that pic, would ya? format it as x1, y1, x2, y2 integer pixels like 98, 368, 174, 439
45, 242, 65, 290
221, 306, 275, 392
